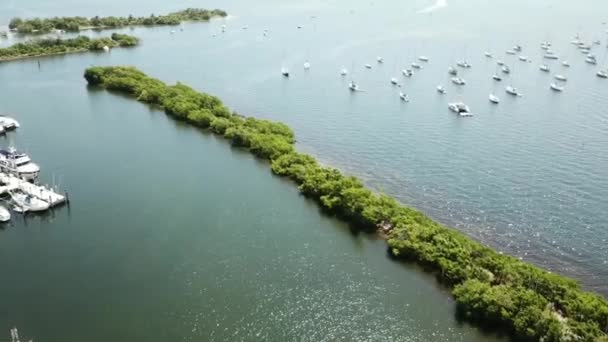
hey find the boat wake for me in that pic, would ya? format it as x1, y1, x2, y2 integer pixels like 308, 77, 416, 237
418, 0, 447, 13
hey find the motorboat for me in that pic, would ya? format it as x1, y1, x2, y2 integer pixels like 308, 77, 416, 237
411, 62, 422, 69
554, 74, 567, 81
340, 68, 348, 76
281, 67, 290, 77
303, 61, 311, 70
489, 94, 500, 104
497, 60, 504, 66
505, 86, 520, 96
484, 51, 493, 58
518, 55, 529, 62
585, 56, 597, 64
540, 64, 550, 72
348, 80, 359, 91
456, 60, 471, 68
390, 77, 398, 85
0, 205, 10, 222
451, 77, 466, 85
597, 70, 608, 78
0, 147, 40, 181
377, 56, 384, 63
506, 49, 516, 55
437, 85, 446, 94
402, 69, 414, 77
448, 102, 472, 117
448, 67, 458, 75
399, 92, 410, 102
418, 56, 429, 62
501, 65, 510, 74
550, 83, 564, 92
365, 63, 373, 69
11, 191, 50, 212
562, 61, 570, 67
492, 74, 502, 81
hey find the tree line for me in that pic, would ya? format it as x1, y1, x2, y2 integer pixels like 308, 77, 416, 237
8, 8, 227, 34
83, 66, 608, 342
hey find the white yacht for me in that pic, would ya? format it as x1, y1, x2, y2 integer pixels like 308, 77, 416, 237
11, 191, 50, 213
597, 70, 608, 78
390, 77, 398, 85
484, 51, 493, 58
448, 66, 458, 75
501, 65, 510, 74
437, 85, 446, 94
402, 69, 414, 77
540, 64, 550, 72
348, 80, 359, 91
281, 67, 290, 77
377, 56, 384, 63
497, 60, 504, 66
554, 74, 567, 81
448, 102, 472, 117
489, 94, 500, 104
550, 83, 564, 92
451, 77, 466, 85
0, 205, 10, 222
399, 92, 410, 102
0, 148, 40, 181
340, 68, 348, 76
456, 60, 471, 68
418, 56, 429, 62
505, 86, 520, 96
562, 61, 570, 67
411, 62, 422, 69
492, 74, 503, 81
303, 61, 311, 70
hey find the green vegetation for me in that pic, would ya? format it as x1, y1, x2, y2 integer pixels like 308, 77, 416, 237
84, 66, 608, 342
8, 9, 227, 34
0, 34, 138, 61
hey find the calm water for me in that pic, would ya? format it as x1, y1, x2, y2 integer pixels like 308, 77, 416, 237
0, 0, 607, 339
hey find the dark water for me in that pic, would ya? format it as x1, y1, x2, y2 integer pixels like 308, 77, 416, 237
0, 0, 607, 339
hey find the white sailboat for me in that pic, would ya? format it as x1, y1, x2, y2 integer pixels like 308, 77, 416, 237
540, 64, 550, 72
399, 92, 410, 102
437, 85, 446, 94
489, 94, 500, 104
451, 77, 466, 85
550, 83, 564, 92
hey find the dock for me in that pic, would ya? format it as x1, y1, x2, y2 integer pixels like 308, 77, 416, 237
0, 172, 66, 207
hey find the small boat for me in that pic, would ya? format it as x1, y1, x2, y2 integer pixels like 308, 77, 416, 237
399, 92, 410, 102
544, 53, 559, 59
539, 64, 550, 72
0, 116, 19, 130
518, 55, 528, 62
541, 44, 549, 51
585, 56, 597, 64
348, 80, 359, 91
390, 77, 398, 85
10, 191, 50, 212
448, 102, 473, 117
562, 61, 570, 67
402, 69, 413, 77
377, 56, 384, 63
501, 65, 510, 74
597, 70, 608, 78
170, 30, 176, 34
506, 49, 516, 55
550, 83, 564, 92
554, 74, 567, 81
102, 45, 110, 52
437, 85, 446, 94
281, 67, 290, 77
484, 51, 493, 58
418, 56, 429, 62
448, 67, 458, 75
303, 61, 311, 70
505, 86, 520, 96
456, 60, 471, 68
0, 205, 10, 222
365, 63, 373, 69
340, 68, 348, 76
497, 60, 504, 66
489, 94, 500, 104
451, 77, 466, 85
492, 74, 502, 81
513, 45, 522, 52
411, 62, 422, 69
180, 26, 185, 31
593, 39, 601, 45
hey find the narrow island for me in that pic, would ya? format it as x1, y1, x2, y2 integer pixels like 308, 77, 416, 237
0, 33, 139, 62
8, 8, 227, 34
83, 66, 608, 342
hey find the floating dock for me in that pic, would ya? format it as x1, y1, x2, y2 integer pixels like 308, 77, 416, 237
0, 172, 66, 207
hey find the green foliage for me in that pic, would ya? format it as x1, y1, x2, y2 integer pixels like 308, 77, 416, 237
8, 8, 227, 34
0, 33, 139, 61
84, 66, 608, 342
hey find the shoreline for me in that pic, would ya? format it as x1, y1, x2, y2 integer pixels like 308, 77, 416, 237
83, 66, 608, 342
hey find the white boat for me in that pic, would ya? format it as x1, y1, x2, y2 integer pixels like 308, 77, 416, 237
501, 65, 510, 74
399, 92, 410, 102
554, 74, 567, 81
550, 83, 564, 92
451, 77, 466, 85
0, 115, 20, 130
448, 67, 458, 75
348, 81, 359, 91
513, 45, 522, 52
170, 30, 176, 34
377, 56, 384, 63
0, 205, 10, 222
593, 39, 601, 45
281, 67, 290, 77
505, 86, 520, 96
539, 64, 550, 72
484, 51, 493, 58
489, 94, 500, 104
340, 68, 348, 76
492, 74, 502, 81
303, 61, 311, 70
597, 70, 608, 78
518, 55, 528, 62
102, 45, 110, 52
10, 191, 50, 212
497, 60, 504, 66
585, 56, 597, 64
418, 56, 429, 62
506, 49, 516, 55
562, 61, 570, 67
411, 62, 422, 69
448, 102, 473, 117
365, 64, 373, 69
0, 148, 40, 181
544, 53, 559, 60
456, 60, 471, 68
390, 77, 398, 85
402, 69, 413, 77
437, 85, 446, 94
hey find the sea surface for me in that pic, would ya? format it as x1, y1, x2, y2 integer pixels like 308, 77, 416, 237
0, 0, 607, 340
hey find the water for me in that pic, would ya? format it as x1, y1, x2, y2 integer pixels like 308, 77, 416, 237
0, 0, 607, 339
